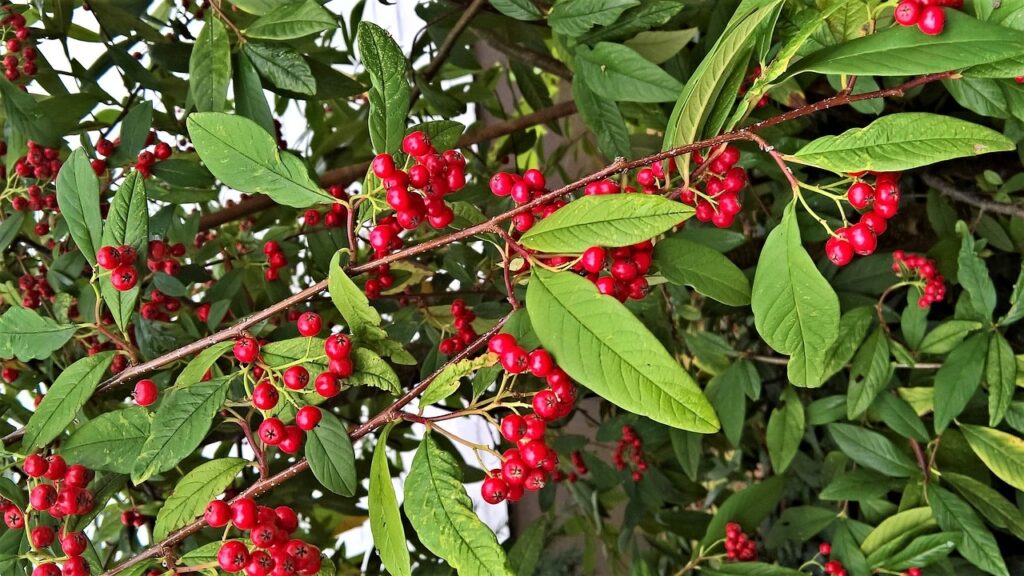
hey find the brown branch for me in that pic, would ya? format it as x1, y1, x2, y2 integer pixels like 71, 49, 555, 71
98, 316, 509, 576
921, 173, 1024, 220
198, 100, 579, 230
474, 28, 573, 80
411, 0, 488, 102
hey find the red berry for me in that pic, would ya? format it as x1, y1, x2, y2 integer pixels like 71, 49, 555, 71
846, 222, 877, 256
371, 154, 396, 178
134, 379, 158, 406
23, 453, 48, 477
295, 406, 322, 431
32, 564, 60, 576
283, 366, 309, 390
532, 389, 561, 421
846, 182, 874, 209
233, 337, 260, 364
580, 246, 606, 274
44, 455, 65, 481
523, 168, 546, 190
218, 540, 250, 573
252, 382, 279, 410
324, 334, 352, 360
61, 558, 90, 576
519, 440, 549, 468
500, 414, 526, 442
204, 500, 231, 527
154, 142, 172, 160
258, 418, 286, 446
490, 172, 515, 196
488, 333, 517, 355
64, 464, 92, 487
500, 347, 529, 374
296, 312, 321, 337
481, 476, 508, 504
860, 211, 888, 235
524, 468, 547, 491
894, 0, 921, 25
523, 414, 546, 440
279, 425, 303, 454
819, 542, 832, 556
231, 498, 258, 530
402, 131, 431, 157
96, 245, 121, 270
29, 484, 56, 511
314, 372, 341, 398
527, 349, 554, 377
60, 531, 88, 557
918, 5, 945, 35
30, 526, 55, 549
110, 264, 138, 291
329, 357, 354, 378
825, 237, 854, 266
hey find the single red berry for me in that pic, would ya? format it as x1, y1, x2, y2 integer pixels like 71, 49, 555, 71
275, 505, 299, 533
258, 418, 286, 446
60, 531, 88, 557
500, 414, 527, 443
61, 558, 90, 576
44, 455, 65, 481
295, 406, 322, 431
859, 211, 888, 235
64, 464, 92, 487
488, 333, 517, 355
279, 425, 303, 454
825, 237, 854, 266
371, 153, 396, 179
581, 246, 606, 274
532, 389, 561, 421
819, 542, 832, 556
283, 366, 310, 390
96, 245, 121, 270
402, 131, 431, 157
523, 414, 546, 440
324, 334, 352, 360
204, 500, 231, 527
894, 0, 921, 25
233, 336, 260, 364
918, 5, 945, 35
527, 349, 554, 378
846, 182, 874, 209
519, 440, 549, 468
314, 372, 341, 398
296, 312, 322, 337
29, 484, 56, 511
490, 172, 515, 196
218, 540, 250, 573
329, 357, 354, 378
231, 498, 258, 530
847, 222, 877, 256
30, 525, 55, 549
252, 382, 279, 410
23, 453, 48, 477
134, 379, 158, 406
500, 347, 529, 374
523, 168, 546, 190
32, 564, 61, 576
481, 476, 508, 504
524, 468, 547, 491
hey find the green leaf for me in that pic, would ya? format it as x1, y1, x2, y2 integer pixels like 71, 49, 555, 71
491, 0, 542, 20
60, 407, 151, 474
358, 22, 410, 155
23, 352, 115, 451
827, 423, 919, 477
0, 477, 26, 512
788, 10, 1024, 77
420, 354, 498, 407
306, 410, 357, 496
945, 471, 1024, 541
706, 361, 756, 447
662, 4, 778, 178
111, 102, 155, 165
234, 51, 275, 135
928, 485, 1009, 576
575, 42, 684, 103
132, 377, 232, 484
520, 195, 692, 253
187, 112, 333, 208
700, 564, 805, 576
174, 341, 234, 387
329, 252, 386, 340
369, 424, 410, 576
670, 428, 702, 481
572, 77, 632, 160
655, 236, 751, 306
0, 211, 23, 255
790, 113, 1014, 174
350, 348, 402, 393
871, 393, 929, 442
100, 171, 149, 332
878, 532, 957, 571
243, 42, 316, 95
934, 334, 988, 433
55, 149, 103, 264
0, 306, 77, 362
189, 14, 231, 113
766, 387, 805, 473
527, 268, 719, 432
957, 221, 998, 321
409, 121, 465, 151
960, 424, 1024, 491
986, 331, 1016, 426
847, 328, 893, 419
0, 78, 57, 146
245, 0, 335, 40
702, 476, 784, 546
919, 320, 984, 354
624, 29, 698, 64
509, 518, 546, 576
153, 458, 247, 540
549, 0, 639, 35
405, 437, 513, 575
861, 507, 936, 556
751, 204, 840, 388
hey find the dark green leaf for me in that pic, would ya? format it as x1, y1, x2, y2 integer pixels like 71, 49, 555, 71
766, 387, 805, 473
847, 328, 893, 419
655, 236, 751, 306
245, 0, 336, 40
369, 424, 410, 576
23, 352, 115, 451
572, 78, 631, 160
986, 331, 1016, 426
549, 0, 639, 36
358, 22, 410, 155
189, 14, 231, 112
0, 306, 77, 362
244, 42, 316, 96
576, 42, 683, 103
55, 149, 103, 264
934, 334, 988, 432
957, 221, 998, 321
60, 407, 151, 474
233, 51, 275, 135
928, 485, 1009, 576
827, 423, 918, 477
306, 410, 357, 496
491, 0, 543, 20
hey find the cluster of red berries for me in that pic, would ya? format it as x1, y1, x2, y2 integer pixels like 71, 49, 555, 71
613, 425, 647, 481
566, 450, 588, 482
301, 184, 350, 229
478, 334, 577, 505
204, 499, 321, 574
13, 140, 62, 182
893, 0, 961, 35
262, 241, 289, 282
373, 130, 466, 232
96, 244, 140, 292
146, 238, 186, 275
363, 262, 394, 299
134, 139, 173, 178
119, 508, 148, 528
5, 456, 98, 576
438, 298, 478, 355
489, 168, 563, 232
1, 7, 35, 82
724, 522, 757, 561
573, 242, 652, 302
140, 289, 182, 321
9, 182, 57, 215
84, 339, 129, 374
826, 172, 902, 267
893, 251, 946, 308
17, 266, 54, 309
680, 145, 747, 229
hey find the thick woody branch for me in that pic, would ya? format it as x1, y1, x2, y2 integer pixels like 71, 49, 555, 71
98, 317, 508, 576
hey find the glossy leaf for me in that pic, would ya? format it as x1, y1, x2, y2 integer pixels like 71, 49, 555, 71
527, 268, 719, 432
491, 0, 543, 20
245, 0, 336, 40
766, 387, 805, 473
846, 328, 893, 419
928, 485, 1009, 576
23, 352, 115, 451
60, 407, 151, 474
0, 306, 77, 362
572, 77, 631, 160
656, 236, 751, 306
827, 423, 918, 477
960, 424, 1024, 491
306, 410, 357, 496
55, 148, 102, 264
986, 331, 1016, 426
575, 42, 684, 103
234, 51, 275, 135
933, 334, 988, 432
549, 0, 639, 36
358, 22, 410, 155
520, 194, 692, 253
153, 458, 247, 540
328, 252, 386, 340
918, 320, 983, 354
189, 14, 231, 113
243, 42, 316, 96
957, 221, 998, 321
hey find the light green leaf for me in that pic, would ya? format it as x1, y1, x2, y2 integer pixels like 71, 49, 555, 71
919, 320, 984, 354
960, 424, 1024, 491
0, 306, 77, 362
934, 334, 988, 433
187, 112, 333, 208
520, 194, 692, 253
420, 354, 498, 407
245, 0, 335, 40
766, 387, 805, 473
154, 458, 247, 540
945, 471, 1024, 540
132, 377, 232, 484
986, 331, 1016, 426
405, 435, 513, 575
100, 171, 149, 332
928, 485, 1009, 576
751, 204, 840, 387
549, 0, 640, 36
243, 42, 316, 95
358, 22, 410, 155
655, 236, 751, 306
61, 407, 151, 474
56, 149, 103, 264
369, 424, 410, 576
23, 352, 115, 451
189, 14, 231, 113
306, 410, 357, 496
174, 341, 234, 387
527, 268, 719, 432
329, 252, 386, 340
624, 29, 698, 64
827, 423, 919, 477
575, 42, 684, 103
790, 113, 1014, 174
861, 507, 936, 556
491, 0, 543, 20
702, 476, 784, 546
877, 532, 957, 571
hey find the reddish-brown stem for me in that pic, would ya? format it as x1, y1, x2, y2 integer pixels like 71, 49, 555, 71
98, 316, 509, 576
411, 0, 487, 102
235, 412, 269, 479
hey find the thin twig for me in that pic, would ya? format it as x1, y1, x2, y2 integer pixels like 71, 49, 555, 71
921, 173, 1024, 219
